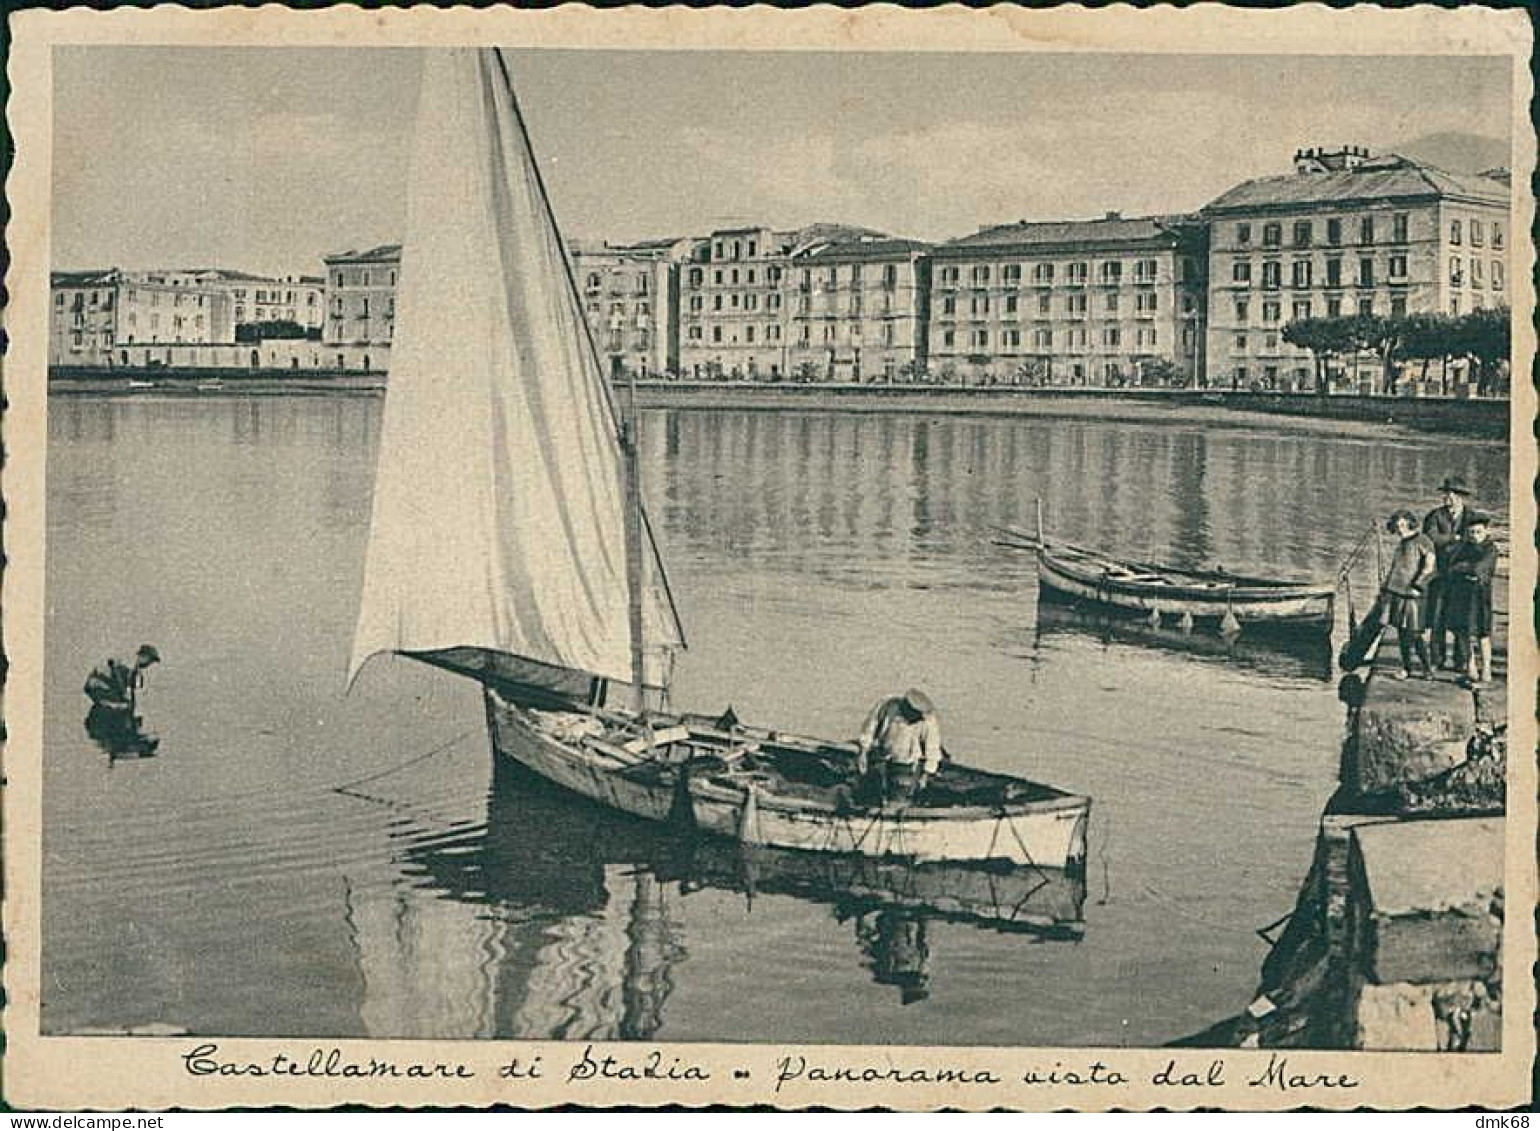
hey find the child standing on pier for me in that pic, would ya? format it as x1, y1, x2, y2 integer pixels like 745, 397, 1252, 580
1445, 512, 1498, 686
1380, 510, 1436, 680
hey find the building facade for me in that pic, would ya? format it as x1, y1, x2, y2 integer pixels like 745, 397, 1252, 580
1202, 146, 1511, 390
570, 237, 689, 379
925, 214, 1207, 386
50, 268, 240, 366
677, 226, 787, 380
785, 237, 932, 382
324, 245, 401, 348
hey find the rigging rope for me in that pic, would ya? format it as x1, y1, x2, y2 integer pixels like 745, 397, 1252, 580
330, 727, 477, 797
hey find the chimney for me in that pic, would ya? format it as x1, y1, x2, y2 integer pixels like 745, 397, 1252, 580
1104, 210, 1122, 221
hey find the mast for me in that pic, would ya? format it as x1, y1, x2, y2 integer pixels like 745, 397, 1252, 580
622, 369, 647, 712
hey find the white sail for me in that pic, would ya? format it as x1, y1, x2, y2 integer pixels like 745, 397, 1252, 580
349, 48, 684, 691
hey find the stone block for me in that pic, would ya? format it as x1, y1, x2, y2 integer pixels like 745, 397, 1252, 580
1352, 978, 1501, 1051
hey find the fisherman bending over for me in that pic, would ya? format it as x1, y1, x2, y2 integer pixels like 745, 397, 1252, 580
855, 688, 943, 806
83, 644, 161, 755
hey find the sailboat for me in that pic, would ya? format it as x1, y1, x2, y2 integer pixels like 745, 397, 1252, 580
349, 48, 1091, 871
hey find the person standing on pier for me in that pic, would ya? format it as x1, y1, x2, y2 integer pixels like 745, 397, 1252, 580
855, 689, 944, 806
1423, 476, 1473, 669
1445, 512, 1498, 687
1380, 511, 1436, 680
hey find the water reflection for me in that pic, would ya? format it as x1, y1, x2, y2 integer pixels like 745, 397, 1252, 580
353, 762, 1086, 1037
1031, 602, 1335, 684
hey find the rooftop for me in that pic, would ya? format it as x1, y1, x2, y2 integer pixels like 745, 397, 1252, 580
795, 236, 932, 263
1204, 154, 1510, 214
324, 243, 403, 265
934, 214, 1191, 256
51, 268, 118, 287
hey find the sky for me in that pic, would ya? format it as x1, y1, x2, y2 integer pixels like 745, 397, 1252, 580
51, 47, 1513, 277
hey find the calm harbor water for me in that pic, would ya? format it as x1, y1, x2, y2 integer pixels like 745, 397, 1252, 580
43, 396, 1508, 1045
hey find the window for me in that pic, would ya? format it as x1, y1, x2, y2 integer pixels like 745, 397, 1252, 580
1291, 260, 1312, 288
883, 323, 895, 346
942, 295, 956, 315
1066, 262, 1088, 285
1262, 222, 1282, 248
850, 264, 862, 285
1264, 333, 1278, 350
1388, 254, 1407, 279
1037, 294, 1051, 315
1450, 219, 1462, 245
1492, 222, 1504, 250
1066, 293, 1088, 316
1135, 259, 1158, 283
970, 295, 990, 316
1327, 297, 1342, 318
1357, 298, 1374, 316
1326, 218, 1342, 246
827, 267, 838, 287
768, 293, 781, 310
1136, 291, 1158, 315
1450, 296, 1461, 315
690, 295, 703, 313
1105, 292, 1120, 313
1004, 294, 1019, 314
1292, 300, 1311, 321
1470, 220, 1485, 248
1033, 263, 1055, 284
713, 294, 723, 311
1359, 217, 1375, 246
972, 265, 990, 285
1103, 326, 1121, 347
1493, 261, 1505, 290
1261, 262, 1281, 289
745, 326, 756, 343
1449, 256, 1463, 285
689, 268, 703, 288
1357, 258, 1375, 287
1263, 300, 1281, 323
942, 329, 955, 348
1032, 328, 1053, 348
1391, 296, 1407, 318
972, 329, 989, 349
883, 264, 898, 287
712, 326, 723, 343
586, 272, 601, 290
1393, 213, 1409, 243
1235, 299, 1250, 322
713, 269, 723, 285
743, 269, 754, 286
1236, 223, 1252, 245
1292, 221, 1313, 247
1099, 261, 1122, 284
1471, 260, 1484, 289
940, 266, 959, 285
1232, 261, 1252, 284
1325, 258, 1343, 288
1003, 264, 1022, 285
1235, 334, 1248, 351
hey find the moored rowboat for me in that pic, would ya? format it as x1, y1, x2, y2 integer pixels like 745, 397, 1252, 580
998, 527, 1335, 637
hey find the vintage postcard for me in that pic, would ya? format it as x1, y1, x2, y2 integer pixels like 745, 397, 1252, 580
5, 3, 1534, 1112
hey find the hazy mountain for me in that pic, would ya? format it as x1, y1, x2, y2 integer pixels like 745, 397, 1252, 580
1393, 131, 1510, 173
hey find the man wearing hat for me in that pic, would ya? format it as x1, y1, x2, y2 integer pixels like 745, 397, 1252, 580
83, 644, 161, 754
855, 688, 944, 806
1444, 512, 1499, 686
1424, 476, 1475, 669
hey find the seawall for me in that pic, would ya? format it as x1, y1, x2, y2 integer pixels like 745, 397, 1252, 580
1180, 613, 1509, 1051
47, 370, 1508, 437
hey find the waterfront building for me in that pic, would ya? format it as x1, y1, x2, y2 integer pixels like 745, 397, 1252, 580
677, 223, 881, 380
569, 237, 691, 379
925, 214, 1207, 386
49, 269, 122, 366
785, 235, 932, 382
192, 270, 325, 335
323, 244, 402, 352
1202, 146, 1511, 390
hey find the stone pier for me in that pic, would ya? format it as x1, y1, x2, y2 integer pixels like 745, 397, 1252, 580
1179, 629, 1507, 1051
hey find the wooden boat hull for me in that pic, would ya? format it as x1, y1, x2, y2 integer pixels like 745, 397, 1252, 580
485, 687, 1090, 871
1037, 550, 1334, 635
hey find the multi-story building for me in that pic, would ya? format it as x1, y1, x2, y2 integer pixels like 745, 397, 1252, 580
1202, 146, 1511, 390
925, 214, 1207, 386
570, 237, 690, 378
785, 236, 932, 382
50, 268, 241, 366
194, 270, 325, 334
323, 245, 401, 348
677, 226, 787, 380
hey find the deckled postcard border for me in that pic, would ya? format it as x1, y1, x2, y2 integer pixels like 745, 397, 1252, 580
5, 3, 1535, 1112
